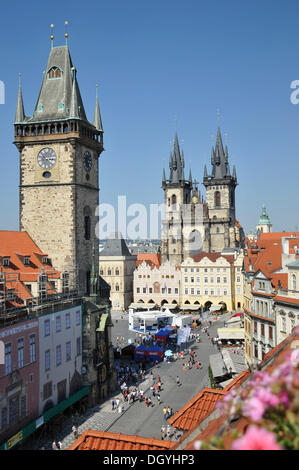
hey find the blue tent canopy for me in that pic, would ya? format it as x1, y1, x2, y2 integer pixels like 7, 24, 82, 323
155, 327, 173, 337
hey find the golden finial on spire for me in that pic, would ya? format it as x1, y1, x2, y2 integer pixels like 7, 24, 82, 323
65, 20, 69, 43
50, 24, 54, 48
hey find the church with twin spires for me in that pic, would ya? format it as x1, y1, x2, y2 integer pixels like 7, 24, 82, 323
161, 127, 245, 265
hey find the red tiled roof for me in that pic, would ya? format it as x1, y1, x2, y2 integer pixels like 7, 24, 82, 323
168, 388, 226, 431
168, 369, 251, 434
0, 231, 60, 306
273, 295, 299, 305
251, 290, 275, 298
259, 232, 299, 240
67, 430, 176, 451
223, 369, 251, 392
137, 253, 161, 268
192, 252, 235, 264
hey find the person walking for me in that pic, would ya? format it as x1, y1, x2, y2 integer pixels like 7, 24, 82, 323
72, 425, 78, 439
161, 425, 166, 440
166, 425, 171, 440
173, 428, 178, 440
57, 441, 62, 450
52, 440, 58, 450
156, 393, 161, 405
176, 376, 181, 387
163, 406, 168, 421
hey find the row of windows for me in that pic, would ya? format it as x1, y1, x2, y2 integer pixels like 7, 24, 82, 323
253, 321, 273, 339
4, 335, 36, 375
44, 310, 81, 336
136, 287, 179, 295
101, 268, 121, 276
45, 339, 81, 371
15, 122, 99, 141
184, 276, 231, 284
185, 288, 229, 296
255, 300, 269, 316
184, 267, 228, 273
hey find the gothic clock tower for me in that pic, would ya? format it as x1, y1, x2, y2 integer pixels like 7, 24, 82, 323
14, 39, 104, 294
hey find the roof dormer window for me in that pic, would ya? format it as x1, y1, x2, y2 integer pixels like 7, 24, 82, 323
48, 66, 63, 80
24, 256, 30, 266
3, 257, 10, 267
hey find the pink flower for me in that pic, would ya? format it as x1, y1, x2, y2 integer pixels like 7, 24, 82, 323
242, 397, 267, 421
255, 387, 280, 408
278, 390, 290, 407
290, 349, 299, 367
232, 426, 282, 450
252, 371, 274, 387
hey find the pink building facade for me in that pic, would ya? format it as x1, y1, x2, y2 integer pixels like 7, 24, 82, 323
0, 317, 39, 446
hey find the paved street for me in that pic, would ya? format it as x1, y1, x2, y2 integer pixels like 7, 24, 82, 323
23, 310, 240, 449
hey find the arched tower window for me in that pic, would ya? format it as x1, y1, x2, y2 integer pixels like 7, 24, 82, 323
215, 191, 221, 208
48, 67, 63, 80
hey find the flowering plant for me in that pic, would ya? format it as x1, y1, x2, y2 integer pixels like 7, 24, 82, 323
195, 338, 299, 450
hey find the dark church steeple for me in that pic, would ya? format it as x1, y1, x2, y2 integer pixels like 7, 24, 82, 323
162, 131, 192, 190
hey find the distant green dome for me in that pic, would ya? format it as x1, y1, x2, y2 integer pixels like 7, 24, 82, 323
258, 205, 271, 225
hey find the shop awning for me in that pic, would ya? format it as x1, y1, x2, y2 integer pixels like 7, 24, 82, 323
210, 305, 222, 312
221, 349, 237, 374
209, 353, 227, 378
129, 303, 157, 309
180, 304, 201, 310
217, 328, 244, 340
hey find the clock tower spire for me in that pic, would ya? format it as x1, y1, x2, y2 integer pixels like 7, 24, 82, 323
14, 39, 104, 294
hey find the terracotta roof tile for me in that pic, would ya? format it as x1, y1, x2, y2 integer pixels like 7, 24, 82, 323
192, 252, 235, 264
168, 388, 226, 431
0, 231, 60, 306
67, 430, 176, 451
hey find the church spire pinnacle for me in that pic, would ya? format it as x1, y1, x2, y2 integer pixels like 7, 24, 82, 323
69, 67, 80, 118
15, 73, 25, 124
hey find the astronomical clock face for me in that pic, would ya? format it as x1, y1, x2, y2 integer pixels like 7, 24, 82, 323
84, 151, 92, 172
37, 148, 57, 169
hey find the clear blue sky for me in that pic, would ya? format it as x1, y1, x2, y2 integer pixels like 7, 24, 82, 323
1, 0, 299, 235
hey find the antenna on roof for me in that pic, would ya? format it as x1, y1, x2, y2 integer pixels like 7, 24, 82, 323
64, 20, 69, 45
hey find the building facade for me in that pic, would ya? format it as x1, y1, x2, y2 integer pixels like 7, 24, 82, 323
180, 251, 244, 312
133, 260, 181, 308
0, 317, 39, 446
99, 233, 137, 311
38, 304, 83, 416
